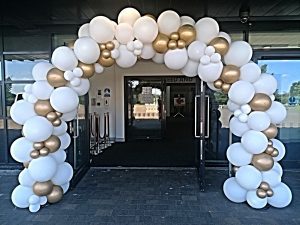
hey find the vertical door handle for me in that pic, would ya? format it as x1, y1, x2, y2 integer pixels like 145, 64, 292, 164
73, 114, 79, 139
194, 95, 200, 138
205, 95, 210, 139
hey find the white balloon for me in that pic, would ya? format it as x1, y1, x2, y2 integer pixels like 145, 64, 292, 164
262, 170, 281, 187
94, 63, 104, 74
126, 41, 135, 51
61, 109, 77, 122
246, 190, 268, 209
32, 62, 54, 81
157, 10, 180, 36
180, 16, 195, 26
28, 94, 38, 104
73, 67, 83, 78
198, 60, 223, 83
23, 116, 53, 142
152, 53, 164, 64
228, 81, 255, 105
226, 143, 253, 166
133, 16, 158, 43
51, 46, 78, 71
32, 81, 54, 100
111, 49, 120, 59
238, 113, 248, 123
224, 41, 252, 67
58, 133, 71, 149
240, 62, 261, 83
11, 185, 34, 208
51, 162, 73, 185
253, 73, 277, 95
247, 111, 271, 131
218, 32, 231, 44
181, 59, 199, 77
195, 17, 219, 44
241, 130, 268, 154
29, 203, 40, 213
61, 182, 70, 194
89, 16, 115, 43
115, 23, 134, 44
18, 169, 35, 187
187, 41, 206, 61
74, 37, 100, 64
53, 121, 68, 136
28, 156, 57, 182
50, 149, 67, 164
133, 49, 142, 56
40, 196, 48, 205
229, 117, 250, 137
234, 109, 242, 117
50, 87, 79, 113
266, 101, 287, 124
271, 139, 286, 161
241, 104, 251, 114
206, 82, 220, 92
116, 45, 137, 68
205, 46, 215, 56
272, 161, 283, 176
64, 70, 74, 81
164, 49, 188, 70
118, 7, 141, 26
236, 165, 262, 190
223, 177, 247, 203
10, 137, 33, 163
227, 100, 240, 112
78, 23, 90, 38
29, 195, 40, 204
10, 100, 36, 125
268, 183, 292, 208
69, 78, 90, 96
140, 44, 156, 59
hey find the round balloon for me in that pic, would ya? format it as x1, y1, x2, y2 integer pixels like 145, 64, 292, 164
133, 16, 158, 43
266, 101, 287, 124
18, 169, 35, 187
50, 87, 79, 113
29, 203, 41, 213
140, 44, 156, 59
68, 78, 90, 96
10, 137, 33, 163
60, 182, 70, 194
181, 59, 199, 77
116, 45, 137, 68
152, 53, 164, 64
226, 143, 253, 166
271, 139, 286, 161
32, 81, 54, 100
23, 116, 53, 142
10, 100, 36, 125
28, 156, 57, 182
61, 109, 77, 122
229, 117, 250, 137
187, 41, 206, 61
246, 190, 268, 209
164, 49, 188, 70
51, 46, 78, 71
247, 111, 271, 131
74, 37, 100, 64
224, 41, 252, 67
118, 7, 141, 26
253, 73, 277, 95
32, 62, 54, 81
195, 17, 219, 44
240, 62, 261, 83
227, 100, 240, 112
218, 32, 231, 44
180, 16, 195, 26
198, 59, 223, 83
262, 170, 281, 187
268, 182, 292, 208
228, 81, 255, 105
236, 165, 262, 190
241, 130, 268, 154
58, 133, 71, 149
223, 177, 247, 203
53, 121, 68, 136
157, 10, 180, 36
89, 16, 115, 43
78, 23, 90, 37
11, 185, 34, 208
115, 23, 134, 44
51, 162, 73, 185
50, 149, 67, 164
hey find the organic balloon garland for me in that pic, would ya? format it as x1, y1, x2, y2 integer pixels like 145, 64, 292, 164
9, 7, 292, 212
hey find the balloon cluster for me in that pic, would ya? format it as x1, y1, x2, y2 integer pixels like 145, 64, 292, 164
9, 7, 291, 212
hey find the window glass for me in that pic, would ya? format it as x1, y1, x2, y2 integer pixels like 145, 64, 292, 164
4, 35, 50, 52
52, 34, 77, 50
0, 118, 5, 163
7, 118, 22, 163
5, 83, 29, 117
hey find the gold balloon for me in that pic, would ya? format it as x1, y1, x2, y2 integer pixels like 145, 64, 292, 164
267, 189, 274, 197
256, 188, 267, 198
271, 148, 279, 157
177, 39, 186, 49
263, 124, 278, 139
105, 41, 115, 51
213, 79, 223, 89
220, 65, 240, 84
252, 153, 274, 171
47, 185, 63, 203
178, 25, 196, 45
209, 37, 230, 56
67, 40, 76, 49
260, 182, 270, 191
268, 140, 273, 146
52, 118, 62, 127
221, 83, 231, 93
101, 49, 111, 59
33, 181, 53, 196
98, 56, 115, 67
47, 68, 68, 88
30, 150, 40, 159
170, 32, 179, 41
78, 62, 95, 79
34, 100, 54, 116
56, 112, 63, 117
23, 162, 30, 168
265, 145, 274, 155
249, 93, 272, 111
46, 112, 58, 122
39, 147, 50, 156
33, 142, 44, 150
99, 44, 106, 50
152, 33, 169, 53
44, 135, 61, 153
168, 40, 177, 50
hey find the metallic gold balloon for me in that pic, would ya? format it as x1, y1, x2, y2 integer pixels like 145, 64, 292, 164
268, 140, 273, 146
46, 112, 58, 122
213, 79, 223, 89
209, 37, 229, 56
99, 44, 106, 50
47, 185, 63, 203
56, 112, 63, 117
33, 181, 53, 196
34, 100, 54, 116
23, 162, 30, 168
47, 68, 68, 88
44, 135, 61, 153
271, 148, 279, 157
170, 32, 180, 41
33, 142, 44, 151
168, 40, 177, 50
265, 145, 274, 155
249, 93, 272, 111
78, 62, 95, 79
263, 124, 278, 139
52, 118, 62, 127
221, 83, 231, 93
220, 65, 240, 84
252, 153, 274, 171
105, 41, 115, 51
67, 40, 76, 49
30, 150, 40, 159
98, 56, 115, 67
39, 147, 50, 156
101, 49, 111, 59
266, 189, 274, 197
178, 25, 196, 45
256, 188, 267, 198
152, 33, 169, 53
177, 39, 186, 49
260, 182, 270, 191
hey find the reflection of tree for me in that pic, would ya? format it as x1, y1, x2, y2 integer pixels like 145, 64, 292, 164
5, 83, 15, 106
274, 90, 288, 104
290, 81, 300, 97
260, 64, 267, 73
214, 92, 228, 105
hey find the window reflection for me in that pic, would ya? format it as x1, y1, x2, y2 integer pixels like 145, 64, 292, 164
5, 83, 28, 117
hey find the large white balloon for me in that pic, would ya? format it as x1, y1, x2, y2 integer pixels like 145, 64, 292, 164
133, 16, 158, 43
152, 53, 164, 64
28, 156, 57, 182
241, 130, 268, 154
78, 23, 90, 38
229, 117, 250, 137
228, 81, 255, 105
224, 41, 252, 67
61, 109, 77, 122
32, 62, 54, 81
236, 165, 262, 190
266, 101, 287, 124
187, 41, 206, 61
116, 45, 137, 68
115, 23, 134, 44
247, 111, 271, 131
11, 185, 34, 208
164, 49, 188, 70
180, 16, 195, 26
51, 46, 78, 71
226, 143, 253, 166
223, 177, 247, 203
50, 149, 67, 164
74, 37, 100, 64
268, 182, 292, 208
181, 60, 199, 77
157, 10, 180, 36
10, 137, 33, 163
140, 44, 156, 59
198, 59, 223, 82
32, 81, 54, 100
246, 190, 268, 209
10, 100, 36, 125
18, 169, 35, 187
53, 121, 68, 136
272, 161, 283, 176
240, 62, 261, 83
271, 139, 286, 161
68, 78, 90, 96
50, 87, 79, 113
253, 73, 277, 95
23, 116, 53, 142
195, 17, 219, 44
89, 16, 115, 43
262, 170, 281, 187
58, 133, 71, 150
51, 162, 73, 185
118, 7, 141, 26
227, 100, 240, 112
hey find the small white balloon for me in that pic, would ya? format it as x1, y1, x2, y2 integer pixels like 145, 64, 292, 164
50, 149, 67, 164
240, 62, 261, 83
51, 46, 78, 71
157, 10, 180, 36
74, 37, 100, 64
210, 53, 221, 63
236, 165, 262, 190
268, 182, 292, 208
204, 46, 215, 56
89, 16, 115, 43
133, 40, 143, 49
181, 60, 199, 77
32, 62, 54, 81
229, 117, 250, 137
40, 196, 48, 205
133, 16, 158, 43
58, 132, 71, 149
195, 17, 219, 44
69, 78, 90, 96
10, 137, 33, 163
126, 41, 135, 51
50, 87, 79, 113
115, 23, 134, 44
78, 23, 90, 37
228, 81, 255, 105
11, 185, 34, 208
247, 111, 271, 131
234, 109, 242, 117
70, 77, 81, 87
32, 81, 54, 100
51, 162, 73, 185
200, 55, 210, 65
118, 7, 141, 26
241, 130, 268, 154
10, 100, 36, 125
116, 45, 137, 68
18, 169, 35, 187
73, 67, 83, 78
266, 101, 287, 124
64, 70, 74, 81
61, 109, 77, 122
253, 73, 277, 95
164, 49, 188, 70
29, 195, 40, 204
246, 190, 268, 209
226, 143, 253, 166
140, 44, 156, 59
23, 116, 53, 142
187, 41, 206, 61
152, 53, 164, 64
238, 113, 248, 123
271, 139, 286, 161
180, 16, 195, 26
53, 121, 68, 136
224, 41, 252, 67
28, 95, 38, 104
223, 177, 247, 203
241, 104, 251, 114
29, 203, 41, 213
227, 100, 240, 112
262, 170, 281, 187
94, 63, 104, 74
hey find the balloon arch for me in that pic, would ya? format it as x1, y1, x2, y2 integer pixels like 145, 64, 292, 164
10, 8, 292, 212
